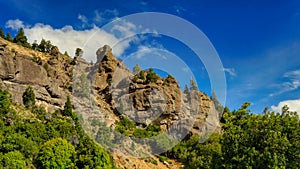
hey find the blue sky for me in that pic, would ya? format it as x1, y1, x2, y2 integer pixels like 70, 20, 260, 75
1, 0, 300, 113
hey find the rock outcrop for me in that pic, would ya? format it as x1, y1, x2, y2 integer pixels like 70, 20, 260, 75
0, 39, 73, 112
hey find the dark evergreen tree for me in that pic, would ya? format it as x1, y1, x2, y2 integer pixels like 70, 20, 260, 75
0, 27, 5, 38
63, 96, 73, 117
13, 28, 31, 48
5, 32, 13, 42
38, 39, 47, 52
183, 84, 189, 94
22, 86, 36, 108
64, 51, 69, 56
75, 48, 83, 57
32, 40, 38, 50
45, 40, 52, 52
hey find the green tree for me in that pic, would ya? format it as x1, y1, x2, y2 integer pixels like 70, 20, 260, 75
0, 27, 5, 38
45, 40, 52, 52
133, 64, 142, 74
170, 133, 222, 169
22, 86, 36, 108
183, 84, 189, 94
64, 51, 69, 56
13, 28, 31, 48
0, 89, 12, 114
35, 138, 76, 169
2, 151, 27, 169
75, 48, 83, 57
77, 136, 117, 169
62, 96, 73, 117
38, 39, 46, 52
38, 39, 52, 52
146, 69, 158, 84
5, 32, 13, 42
32, 40, 38, 50
221, 103, 300, 168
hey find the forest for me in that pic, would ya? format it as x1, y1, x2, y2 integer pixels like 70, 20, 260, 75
1, 87, 300, 168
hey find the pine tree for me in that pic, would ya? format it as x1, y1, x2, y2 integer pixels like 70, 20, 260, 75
64, 51, 69, 56
0, 28, 5, 38
38, 39, 47, 52
14, 28, 30, 48
184, 84, 189, 94
6, 32, 13, 42
32, 40, 38, 50
22, 86, 36, 108
45, 40, 52, 52
63, 96, 73, 117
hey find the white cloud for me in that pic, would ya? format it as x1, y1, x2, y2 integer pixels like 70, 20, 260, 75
78, 14, 88, 23
284, 70, 300, 79
5, 19, 25, 30
223, 68, 237, 77
93, 9, 119, 24
15, 18, 143, 61
271, 99, 300, 113
270, 70, 300, 96
93, 10, 102, 23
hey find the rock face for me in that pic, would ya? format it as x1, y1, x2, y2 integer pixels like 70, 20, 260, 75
81, 44, 220, 136
0, 39, 73, 112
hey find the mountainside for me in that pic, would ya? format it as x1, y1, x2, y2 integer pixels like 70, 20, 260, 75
0, 37, 220, 169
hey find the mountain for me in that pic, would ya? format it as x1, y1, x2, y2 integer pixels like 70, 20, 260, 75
0, 37, 220, 168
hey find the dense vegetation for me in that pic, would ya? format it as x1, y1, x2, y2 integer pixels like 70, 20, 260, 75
115, 116, 161, 138
0, 89, 116, 168
167, 102, 300, 169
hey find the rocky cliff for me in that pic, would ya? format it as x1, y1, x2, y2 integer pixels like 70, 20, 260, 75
0, 37, 220, 169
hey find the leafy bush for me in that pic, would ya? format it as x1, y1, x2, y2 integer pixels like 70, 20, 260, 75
146, 71, 158, 84
2, 151, 27, 168
35, 138, 76, 168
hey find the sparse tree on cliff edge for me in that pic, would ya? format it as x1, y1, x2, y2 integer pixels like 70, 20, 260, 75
75, 48, 83, 57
